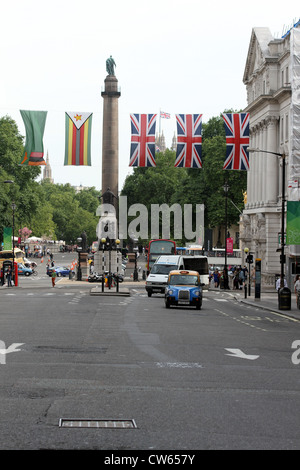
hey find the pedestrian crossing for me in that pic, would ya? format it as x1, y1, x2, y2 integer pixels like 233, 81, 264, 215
0, 291, 88, 298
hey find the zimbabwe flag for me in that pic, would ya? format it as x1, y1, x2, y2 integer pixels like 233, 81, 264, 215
64, 112, 92, 166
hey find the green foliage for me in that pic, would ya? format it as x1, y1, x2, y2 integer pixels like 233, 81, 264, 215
122, 113, 247, 243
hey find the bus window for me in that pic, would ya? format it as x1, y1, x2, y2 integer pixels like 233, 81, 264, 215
147, 239, 176, 271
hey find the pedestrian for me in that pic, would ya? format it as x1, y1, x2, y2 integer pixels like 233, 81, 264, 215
233, 268, 239, 290
294, 275, 300, 292
51, 269, 57, 287
6, 265, 12, 287
294, 275, 300, 306
238, 267, 245, 289
213, 269, 220, 288
251, 266, 255, 288
276, 277, 287, 290
0, 267, 4, 286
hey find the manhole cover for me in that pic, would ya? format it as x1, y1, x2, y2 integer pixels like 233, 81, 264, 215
59, 418, 137, 429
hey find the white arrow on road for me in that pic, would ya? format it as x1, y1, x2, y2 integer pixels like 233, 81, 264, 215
225, 348, 259, 360
0, 343, 25, 365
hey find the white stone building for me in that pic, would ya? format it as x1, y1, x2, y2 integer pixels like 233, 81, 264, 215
239, 22, 300, 287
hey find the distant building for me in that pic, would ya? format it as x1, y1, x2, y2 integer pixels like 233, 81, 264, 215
43, 152, 54, 183
171, 133, 177, 152
155, 131, 166, 152
73, 184, 90, 193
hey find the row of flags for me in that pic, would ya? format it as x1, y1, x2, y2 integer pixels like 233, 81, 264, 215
18, 110, 250, 171
19, 110, 93, 167
130, 112, 250, 170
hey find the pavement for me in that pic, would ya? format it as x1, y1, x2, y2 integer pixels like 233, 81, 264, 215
229, 288, 300, 322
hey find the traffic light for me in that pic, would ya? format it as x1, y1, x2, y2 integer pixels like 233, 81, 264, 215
246, 254, 253, 264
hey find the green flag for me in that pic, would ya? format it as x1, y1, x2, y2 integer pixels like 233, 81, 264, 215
20, 110, 47, 166
287, 201, 300, 245
3, 227, 12, 250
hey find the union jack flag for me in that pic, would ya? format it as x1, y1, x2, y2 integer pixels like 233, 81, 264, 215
129, 114, 157, 167
160, 111, 170, 119
175, 114, 203, 168
222, 113, 250, 170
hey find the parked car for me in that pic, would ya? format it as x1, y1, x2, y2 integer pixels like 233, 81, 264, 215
18, 263, 33, 276
47, 266, 71, 277
165, 270, 203, 309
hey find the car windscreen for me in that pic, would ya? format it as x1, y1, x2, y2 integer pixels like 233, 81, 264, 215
169, 275, 199, 286
150, 264, 178, 275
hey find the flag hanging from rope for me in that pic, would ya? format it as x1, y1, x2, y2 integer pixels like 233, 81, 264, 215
222, 113, 250, 170
129, 114, 157, 167
64, 112, 92, 166
175, 114, 203, 168
19, 110, 47, 166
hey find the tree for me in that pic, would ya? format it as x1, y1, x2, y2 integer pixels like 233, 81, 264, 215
0, 116, 42, 241
121, 112, 247, 246
121, 150, 187, 242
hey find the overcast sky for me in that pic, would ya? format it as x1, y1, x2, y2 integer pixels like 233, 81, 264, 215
1, 0, 298, 192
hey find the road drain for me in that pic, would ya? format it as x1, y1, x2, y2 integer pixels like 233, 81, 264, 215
59, 418, 137, 429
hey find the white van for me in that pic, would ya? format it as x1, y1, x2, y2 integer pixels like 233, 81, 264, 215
145, 255, 183, 297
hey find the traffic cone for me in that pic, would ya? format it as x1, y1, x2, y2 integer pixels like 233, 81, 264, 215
41, 257, 43, 263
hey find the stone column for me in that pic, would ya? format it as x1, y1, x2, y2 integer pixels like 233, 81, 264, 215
258, 123, 264, 204
248, 128, 254, 205
266, 116, 279, 203
249, 126, 258, 206
101, 75, 121, 206
262, 120, 268, 202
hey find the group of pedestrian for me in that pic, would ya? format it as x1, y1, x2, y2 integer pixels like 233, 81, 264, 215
233, 266, 248, 290
209, 268, 229, 289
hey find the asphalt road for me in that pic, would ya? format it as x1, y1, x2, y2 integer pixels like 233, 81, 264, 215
1, 253, 300, 450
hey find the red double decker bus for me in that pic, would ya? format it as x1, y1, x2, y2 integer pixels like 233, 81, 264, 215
147, 239, 176, 272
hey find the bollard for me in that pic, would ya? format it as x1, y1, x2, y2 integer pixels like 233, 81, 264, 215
244, 283, 247, 299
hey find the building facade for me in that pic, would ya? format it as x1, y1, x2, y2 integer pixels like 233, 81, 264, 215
240, 23, 300, 287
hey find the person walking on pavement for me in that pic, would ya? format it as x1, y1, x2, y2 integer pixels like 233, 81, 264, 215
213, 269, 220, 288
51, 269, 57, 287
294, 275, 300, 307
276, 277, 288, 291
6, 265, 12, 287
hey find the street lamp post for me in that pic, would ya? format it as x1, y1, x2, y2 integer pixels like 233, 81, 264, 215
223, 182, 229, 289
244, 247, 252, 296
77, 237, 82, 281
247, 147, 290, 309
11, 202, 16, 281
